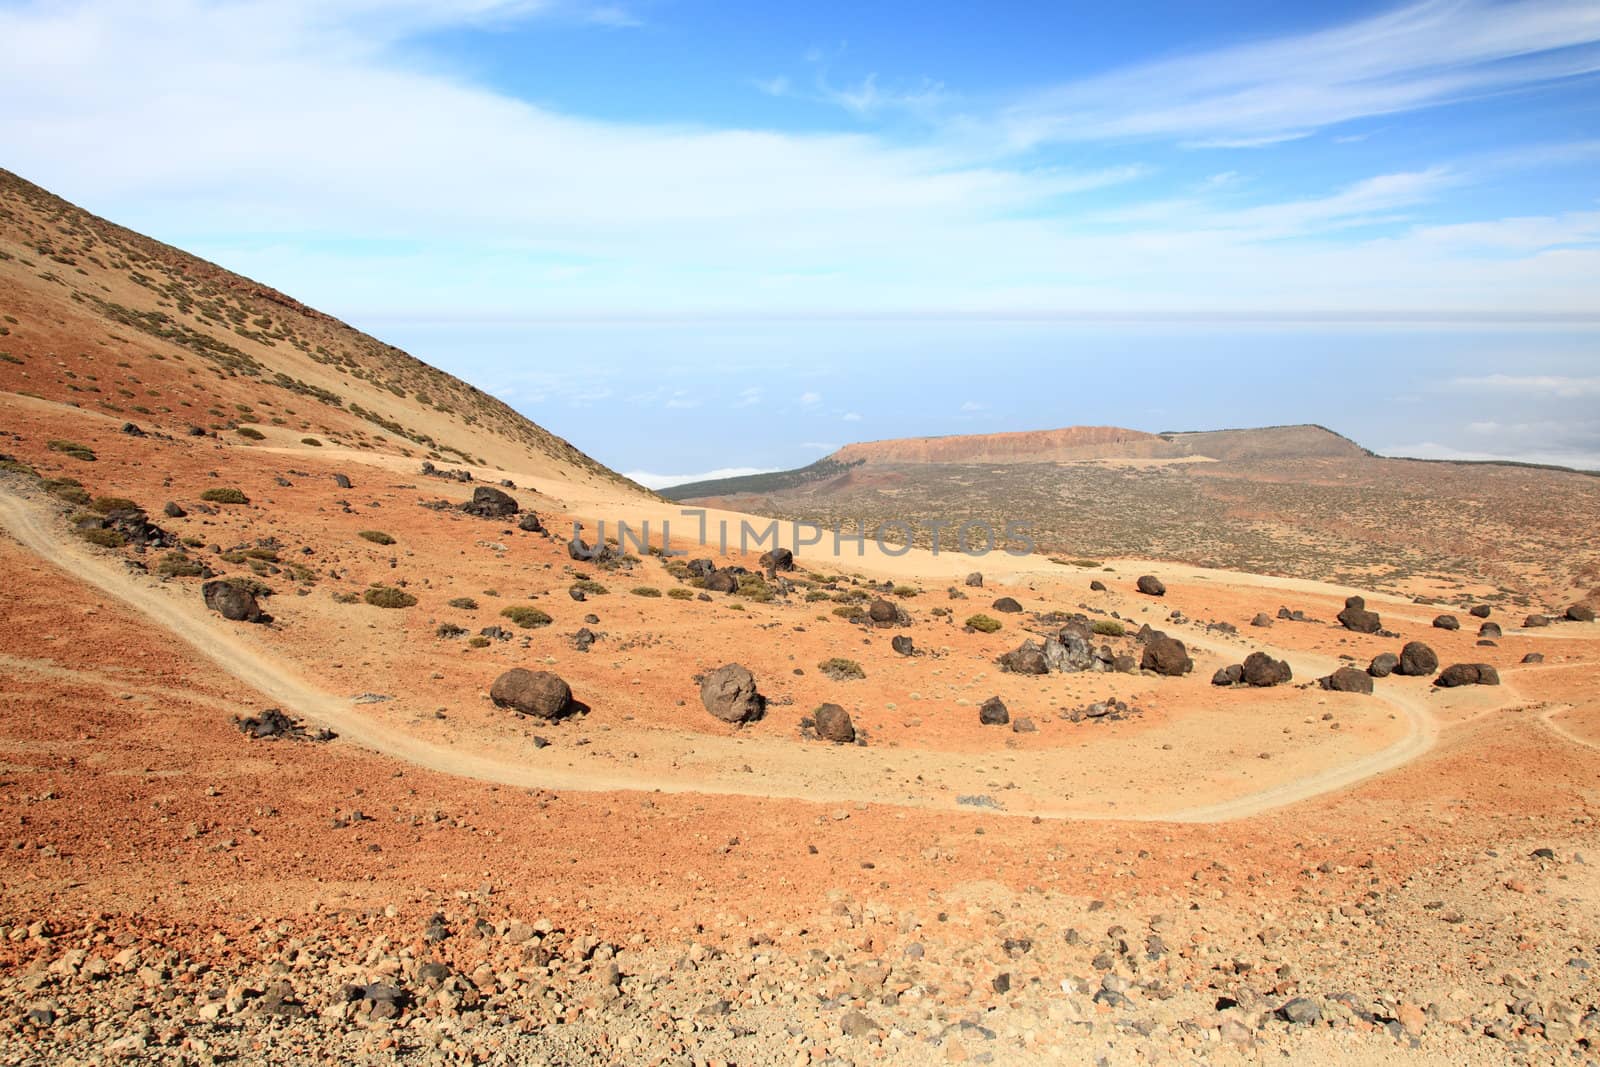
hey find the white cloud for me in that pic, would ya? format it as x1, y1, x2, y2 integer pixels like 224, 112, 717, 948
734, 386, 763, 407
798, 391, 822, 406
799, 441, 839, 451
959, 401, 987, 412
1002, 0, 1600, 148
841, 411, 863, 421
1, 0, 1597, 319
1449, 374, 1600, 397
622, 467, 775, 490
1381, 441, 1600, 470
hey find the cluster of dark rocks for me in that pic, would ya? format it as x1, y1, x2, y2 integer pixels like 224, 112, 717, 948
73, 506, 175, 551
1212, 651, 1293, 688
419, 460, 473, 483
233, 707, 334, 742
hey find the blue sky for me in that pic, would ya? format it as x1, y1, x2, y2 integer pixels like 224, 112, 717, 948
3, 0, 1598, 478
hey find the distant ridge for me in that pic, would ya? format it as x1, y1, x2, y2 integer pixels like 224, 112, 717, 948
660, 422, 1366, 499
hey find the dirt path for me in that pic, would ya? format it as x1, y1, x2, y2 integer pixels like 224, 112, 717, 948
0, 484, 1518, 824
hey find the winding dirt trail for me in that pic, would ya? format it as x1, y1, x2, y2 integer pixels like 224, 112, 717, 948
0, 484, 1538, 824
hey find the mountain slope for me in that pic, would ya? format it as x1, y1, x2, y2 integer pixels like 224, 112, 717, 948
0, 169, 635, 488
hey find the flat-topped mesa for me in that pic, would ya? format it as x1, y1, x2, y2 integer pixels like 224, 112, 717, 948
830, 426, 1169, 466
826, 423, 1368, 468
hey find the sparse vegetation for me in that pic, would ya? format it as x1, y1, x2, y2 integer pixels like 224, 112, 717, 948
235, 426, 265, 440
631, 586, 662, 597
436, 622, 467, 638
1092, 619, 1126, 637
892, 584, 919, 598
358, 530, 396, 545
48, 439, 96, 462
499, 605, 552, 628
447, 596, 479, 610
200, 487, 249, 505
832, 605, 866, 622
468, 636, 490, 648
43, 479, 90, 505
818, 657, 866, 680
570, 578, 608, 596
77, 526, 125, 548
156, 552, 204, 577
966, 613, 1002, 633
363, 585, 416, 609
667, 587, 695, 600
300, 437, 323, 446
90, 495, 139, 514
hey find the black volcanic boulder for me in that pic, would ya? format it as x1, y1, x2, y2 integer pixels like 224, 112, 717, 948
1044, 632, 1095, 673
812, 703, 855, 743
704, 570, 739, 594
1567, 604, 1596, 622
1337, 596, 1381, 634
978, 696, 1010, 726
1251, 613, 1273, 628
759, 547, 795, 572
1089, 580, 1106, 592
1140, 635, 1192, 677
202, 580, 265, 623
517, 512, 544, 533
1320, 667, 1374, 694
332, 473, 352, 489
1396, 641, 1438, 677
1432, 614, 1460, 631
1522, 652, 1544, 664
991, 597, 1023, 614
490, 669, 572, 720
686, 559, 715, 579
868, 599, 899, 625
700, 663, 764, 724
1212, 665, 1243, 687
1368, 652, 1399, 678
1434, 663, 1500, 688
1478, 622, 1502, 638
163, 501, 187, 519
461, 486, 518, 519
1469, 605, 1491, 619
998, 641, 1049, 676
1136, 575, 1165, 597
1242, 651, 1292, 687
891, 635, 915, 656
965, 572, 983, 588
1523, 614, 1550, 628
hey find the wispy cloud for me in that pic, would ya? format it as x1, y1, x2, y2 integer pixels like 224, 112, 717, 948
622, 466, 774, 490
798, 391, 822, 406
841, 411, 862, 421
1449, 373, 1600, 397
1002, 0, 1600, 148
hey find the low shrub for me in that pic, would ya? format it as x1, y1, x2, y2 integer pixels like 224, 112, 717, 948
77, 526, 125, 548
736, 574, 774, 602
358, 530, 396, 545
468, 636, 490, 648
90, 496, 139, 514
447, 596, 479, 610
818, 657, 866, 680
832, 605, 865, 622
155, 551, 204, 577
48, 439, 96, 461
44, 480, 90, 505
333, 590, 361, 604
892, 585, 919, 598
0, 458, 38, 477
965, 614, 1002, 633
200, 487, 249, 504
436, 622, 467, 638
570, 578, 608, 595
500, 605, 552, 629
364, 585, 416, 609
631, 586, 662, 597
235, 426, 265, 440
300, 437, 323, 447
667, 587, 695, 600
224, 576, 273, 598
1092, 620, 1125, 637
